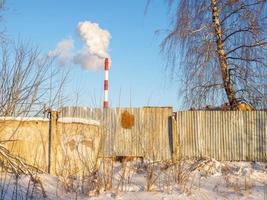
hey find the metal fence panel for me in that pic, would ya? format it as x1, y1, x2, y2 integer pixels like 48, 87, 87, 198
174, 111, 267, 161
102, 107, 173, 160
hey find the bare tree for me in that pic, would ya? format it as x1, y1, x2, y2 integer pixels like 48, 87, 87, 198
0, 1, 69, 183
0, 41, 68, 117
161, 0, 267, 109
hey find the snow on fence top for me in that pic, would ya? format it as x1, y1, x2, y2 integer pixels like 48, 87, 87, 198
0, 117, 100, 126
0, 117, 49, 122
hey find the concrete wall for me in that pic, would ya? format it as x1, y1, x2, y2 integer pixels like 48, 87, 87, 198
0, 114, 102, 176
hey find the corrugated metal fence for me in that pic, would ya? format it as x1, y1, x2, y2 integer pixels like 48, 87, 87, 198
101, 107, 173, 160
174, 111, 267, 161
59, 107, 267, 161
59, 107, 102, 121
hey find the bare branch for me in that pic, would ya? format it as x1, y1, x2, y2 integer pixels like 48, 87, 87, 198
225, 41, 267, 56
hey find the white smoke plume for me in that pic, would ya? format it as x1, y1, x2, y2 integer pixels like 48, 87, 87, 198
74, 21, 111, 70
48, 38, 74, 66
77, 21, 110, 59
73, 49, 103, 70
49, 21, 111, 70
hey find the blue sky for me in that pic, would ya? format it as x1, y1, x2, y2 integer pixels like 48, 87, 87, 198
4, 0, 181, 109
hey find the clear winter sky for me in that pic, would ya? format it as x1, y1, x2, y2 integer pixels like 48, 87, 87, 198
4, 0, 181, 109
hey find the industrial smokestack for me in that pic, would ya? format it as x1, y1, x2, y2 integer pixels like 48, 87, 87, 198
103, 58, 109, 109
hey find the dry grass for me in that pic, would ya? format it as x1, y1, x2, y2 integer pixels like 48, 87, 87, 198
0, 168, 47, 200
0, 145, 47, 199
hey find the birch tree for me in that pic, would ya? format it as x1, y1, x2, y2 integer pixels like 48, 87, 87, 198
162, 0, 267, 109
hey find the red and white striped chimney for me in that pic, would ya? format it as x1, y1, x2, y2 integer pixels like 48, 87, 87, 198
103, 58, 109, 109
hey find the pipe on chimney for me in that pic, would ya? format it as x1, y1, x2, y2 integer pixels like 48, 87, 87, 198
103, 58, 109, 108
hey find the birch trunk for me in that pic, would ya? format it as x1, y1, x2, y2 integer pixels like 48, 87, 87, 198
211, 0, 238, 109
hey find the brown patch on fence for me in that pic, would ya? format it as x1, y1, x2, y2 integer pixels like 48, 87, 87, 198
121, 111, 135, 129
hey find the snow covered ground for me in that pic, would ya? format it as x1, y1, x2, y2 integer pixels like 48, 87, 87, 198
0, 159, 266, 200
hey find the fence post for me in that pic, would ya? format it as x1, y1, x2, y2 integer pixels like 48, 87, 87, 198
172, 113, 178, 162
48, 110, 58, 175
